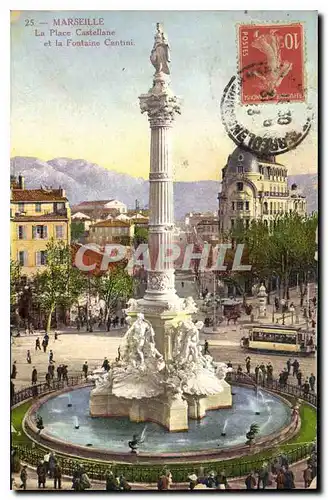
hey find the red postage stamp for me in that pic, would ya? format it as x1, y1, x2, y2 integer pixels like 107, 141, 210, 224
238, 23, 305, 104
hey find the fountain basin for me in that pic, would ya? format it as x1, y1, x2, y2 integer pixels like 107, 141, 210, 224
23, 384, 299, 463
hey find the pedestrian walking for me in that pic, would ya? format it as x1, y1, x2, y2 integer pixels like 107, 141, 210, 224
42, 339, 47, 353
45, 372, 51, 387
20, 465, 28, 490
284, 465, 295, 489
203, 340, 210, 355
245, 471, 257, 490
275, 467, 286, 489
31, 366, 38, 385
35, 337, 41, 351
62, 365, 69, 383
54, 462, 62, 489
82, 361, 88, 379
303, 465, 312, 488
181, 281, 184, 288
292, 359, 299, 377
102, 357, 110, 372
257, 463, 269, 489
297, 370, 303, 387
120, 317, 125, 327
309, 373, 316, 392
303, 378, 310, 398
237, 364, 243, 379
48, 350, 54, 363
37, 460, 47, 488
11, 361, 17, 379
255, 365, 260, 384
286, 358, 291, 375
54, 331, 58, 340
48, 452, 56, 478
245, 356, 251, 374
106, 317, 111, 332
57, 364, 62, 381
26, 350, 32, 364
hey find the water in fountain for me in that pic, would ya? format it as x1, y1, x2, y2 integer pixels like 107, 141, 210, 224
37, 386, 291, 453
221, 418, 228, 436
74, 416, 79, 429
67, 394, 72, 407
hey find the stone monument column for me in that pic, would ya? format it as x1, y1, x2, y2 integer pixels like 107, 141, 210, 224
139, 23, 181, 307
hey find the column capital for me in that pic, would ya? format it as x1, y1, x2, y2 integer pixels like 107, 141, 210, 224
139, 91, 181, 128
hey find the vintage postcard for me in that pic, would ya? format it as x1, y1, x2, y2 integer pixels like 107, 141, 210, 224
10, 10, 318, 491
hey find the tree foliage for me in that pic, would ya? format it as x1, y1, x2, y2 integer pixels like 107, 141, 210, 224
10, 259, 21, 306
133, 226, 149, 248
94, 265, 135, 318
71, 221, 86, 242
33, 239, 86, 331
232, 212, 317, 299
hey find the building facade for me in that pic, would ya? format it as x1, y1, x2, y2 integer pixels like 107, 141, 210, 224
72, 199, 127, 219
87, 219, 135, 246
10, 176, 71, 275
218, 147, 307, 232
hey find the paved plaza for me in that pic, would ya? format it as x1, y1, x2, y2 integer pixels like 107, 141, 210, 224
11, 278, 316, 391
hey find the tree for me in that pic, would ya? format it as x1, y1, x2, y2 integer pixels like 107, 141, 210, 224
94, 266, 135, 320
71, 221, 86, 242
232, 212, 317, 301
33, 239, 86, 332
10, 259, 21, 306
133, 226, 149, 248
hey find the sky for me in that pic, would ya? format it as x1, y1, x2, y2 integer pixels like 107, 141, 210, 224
10, 10, 317, 181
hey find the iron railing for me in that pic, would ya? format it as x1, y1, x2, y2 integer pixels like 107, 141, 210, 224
13, 443, 312, 483
229, 372, 317, 407
11, 374, 86, 407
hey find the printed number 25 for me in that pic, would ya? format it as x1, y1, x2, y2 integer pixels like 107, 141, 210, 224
25, 19, 35, 26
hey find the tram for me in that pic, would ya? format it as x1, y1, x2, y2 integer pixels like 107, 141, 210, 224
240, 324, 316, 356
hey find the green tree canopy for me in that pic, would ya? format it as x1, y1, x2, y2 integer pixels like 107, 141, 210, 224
94, 266, 135, 318
33, 239, 86, 331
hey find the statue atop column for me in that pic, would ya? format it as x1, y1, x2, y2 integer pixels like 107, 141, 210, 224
150, 23, 171, 75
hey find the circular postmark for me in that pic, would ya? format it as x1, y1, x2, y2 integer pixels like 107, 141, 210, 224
220, 64, 314, 156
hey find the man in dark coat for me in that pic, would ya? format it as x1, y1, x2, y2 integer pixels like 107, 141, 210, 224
11, 361, 17, 379
82, 361, 88, 379
36, 461, 47, 488
35, 337, 41, 350
245, 356, 251, 374
309, 373, 316, 392
303, 378, 310, 397
245, 471, 257, 489
286, 358, 292, 375
297, 370, 303, 387
20, 465, 28, 490
102, 358, 110, 372
57, 364, 62, 381
292, 359, 299, 377
42, 339, 47, 353
54, 462, 62, 489
62, 365, 68, 383
31, 367, 38, 385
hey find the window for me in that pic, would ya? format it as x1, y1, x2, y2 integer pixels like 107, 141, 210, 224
55, 225, 64, 239
245, 201, 249, 211
36, 251, 47, 266
18, 202, 25, 213
238, 166, 243, 173
232, 202, 235, 211
236, 182, 243, 191
18, 225, 26, 240
32, 225, 48, 239
54, 202, 65, 213
245, 219, 249, 229
237, 201, 243, 210
35, 203, 41, 213
18, 250, 27, 266
231, 219, 235, 228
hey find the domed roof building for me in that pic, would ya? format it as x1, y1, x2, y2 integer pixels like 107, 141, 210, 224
218, 147, 307, 232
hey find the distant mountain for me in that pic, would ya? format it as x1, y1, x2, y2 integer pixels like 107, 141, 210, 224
10, 157, 317, 219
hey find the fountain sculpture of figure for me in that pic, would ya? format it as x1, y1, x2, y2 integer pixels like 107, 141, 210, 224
89, 24, 232, 431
